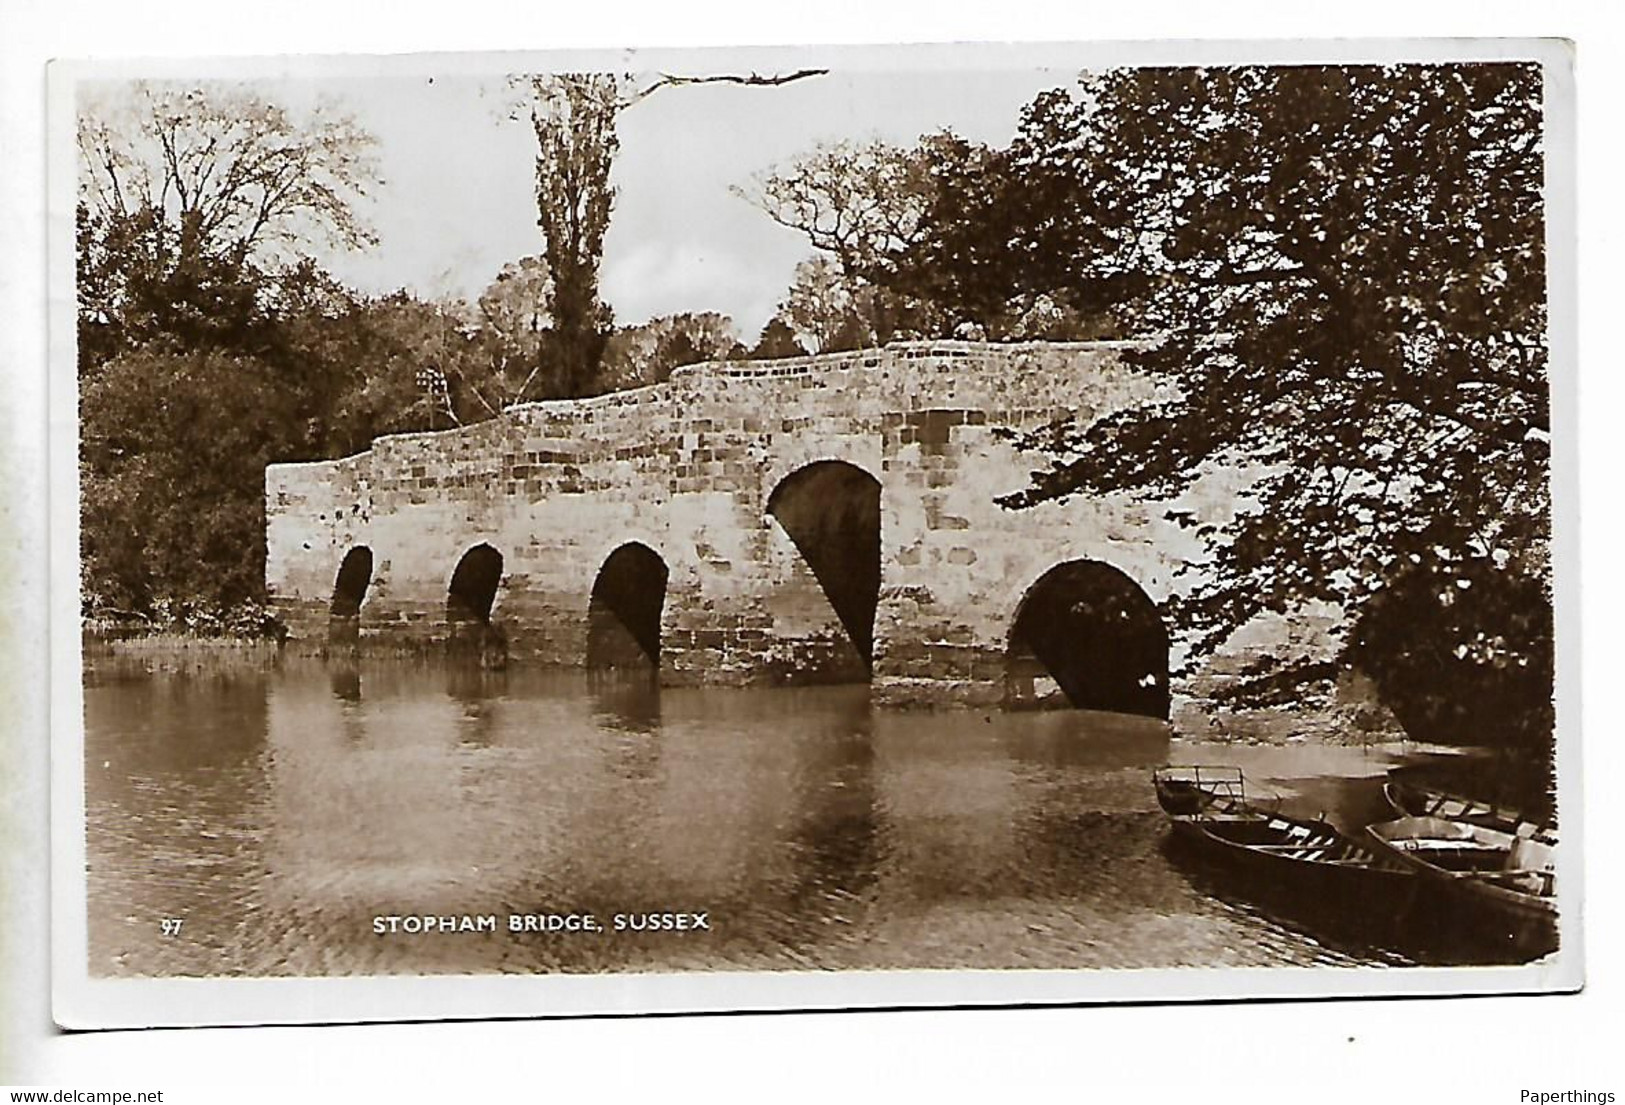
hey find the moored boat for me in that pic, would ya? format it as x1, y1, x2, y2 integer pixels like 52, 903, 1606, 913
1170, 806, 1418, 904
1154, 765, 1418, 914
1382, 773, 1557, 845
1151, 765, 1259, 819
1365, 815, 1557, 957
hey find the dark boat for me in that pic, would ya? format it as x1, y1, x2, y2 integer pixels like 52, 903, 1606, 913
1171, 807, 1418, 902
1151, 765, 1260, 818
1366, 815, 1557, 958
1154, 765, 1417, 909
1383, 773, 1557, 846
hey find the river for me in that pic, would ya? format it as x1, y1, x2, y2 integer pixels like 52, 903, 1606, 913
82, 656, 1530, 978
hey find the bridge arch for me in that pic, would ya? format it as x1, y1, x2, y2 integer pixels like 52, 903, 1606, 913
1005, 559, 1169, 718
447, 543, 503, 624
446, 542, 507, 664
766, 459, 882, 672
328, 545, 373, 646
587, 542, 670, 670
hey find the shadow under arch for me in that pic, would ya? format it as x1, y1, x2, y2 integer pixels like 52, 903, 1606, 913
587, 542, 670, 672
447, 542, 507, 665
328, 546, 373, 648
766, 460, 882, 676
1005, 559, 1169, 719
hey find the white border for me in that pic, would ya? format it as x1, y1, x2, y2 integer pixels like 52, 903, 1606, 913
47, 37, 1582, 1032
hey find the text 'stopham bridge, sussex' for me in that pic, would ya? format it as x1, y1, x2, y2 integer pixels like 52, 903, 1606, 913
266, 341, 1244, 719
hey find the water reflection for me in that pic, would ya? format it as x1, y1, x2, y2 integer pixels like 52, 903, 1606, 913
588, 670, 661, 733
329, 663, 361, 703
82, 658, 1523, 978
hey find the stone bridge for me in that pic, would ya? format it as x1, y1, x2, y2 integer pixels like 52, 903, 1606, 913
266, 341, 1229, 714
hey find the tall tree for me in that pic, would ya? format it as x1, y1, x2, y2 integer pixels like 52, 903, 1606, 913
514, 68, 827, 396
520, 75, 621, 398
997, 65, 1551, 763
76, 81, 380, 371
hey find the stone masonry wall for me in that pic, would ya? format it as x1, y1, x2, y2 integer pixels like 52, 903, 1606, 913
266, 341, 1240, 707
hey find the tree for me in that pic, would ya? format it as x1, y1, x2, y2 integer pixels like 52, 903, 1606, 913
514, 68, 828, 396
326, 291, 486, 442
745, 130, 1131, 339
80, 346, 306, 624
995, 65, 1551, 756
744, 139, 935, 283
750, 317, 806, 359
772, 256, 873, 353
520, 75, 620, 398
469, 256, 557, 409
76, 81, 380, 372
600, 312, 745, 390
648, 311, 743, 371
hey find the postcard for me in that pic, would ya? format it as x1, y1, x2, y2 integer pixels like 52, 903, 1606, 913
49, 38, 1580, 1029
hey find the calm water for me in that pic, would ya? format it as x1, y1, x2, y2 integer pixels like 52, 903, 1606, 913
83, 658, 1512, 978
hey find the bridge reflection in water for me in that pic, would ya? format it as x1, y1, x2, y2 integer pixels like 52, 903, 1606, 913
84, 659, 1490, 979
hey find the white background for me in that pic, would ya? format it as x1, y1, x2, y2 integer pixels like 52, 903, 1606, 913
3, 0, 1620, 1097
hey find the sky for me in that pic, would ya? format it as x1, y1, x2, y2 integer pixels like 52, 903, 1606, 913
298, 67, 1076, 341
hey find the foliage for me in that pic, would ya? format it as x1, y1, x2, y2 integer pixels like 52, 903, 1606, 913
468, 256, 554, 408
992, 65, 1552, 749
745, 133, 1128, 339
600, 312, 745, 390
75, 203, 269, 373
80, 347, 306, 620
519, 74, 622, 397
749, 317, 807, 359
327, 291, 485, 442
76, 81, 379, 375
770, 256, 881, 353
1347, 555, 1554, 798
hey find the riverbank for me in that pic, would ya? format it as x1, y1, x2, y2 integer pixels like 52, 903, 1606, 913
81, 631, 285, 680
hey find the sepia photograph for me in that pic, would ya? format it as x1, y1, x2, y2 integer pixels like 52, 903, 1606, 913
48, 39, 1578, 1028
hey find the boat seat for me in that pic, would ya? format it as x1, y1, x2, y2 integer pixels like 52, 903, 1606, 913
1486, 869, 1556, 894
1250, 845, 1330, 860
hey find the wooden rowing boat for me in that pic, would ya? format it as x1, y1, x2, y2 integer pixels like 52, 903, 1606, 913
1154, 765, 1417, 913
1365, 815, 1557, 958
1151, 765, 1260, 819
1383, 774, 1557, 845
1171, 806, 1417, 902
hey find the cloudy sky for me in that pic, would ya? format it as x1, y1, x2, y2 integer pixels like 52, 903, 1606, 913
295, 66, 1074, 341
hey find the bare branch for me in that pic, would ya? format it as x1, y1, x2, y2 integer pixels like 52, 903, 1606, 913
623, 68, 828, 106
